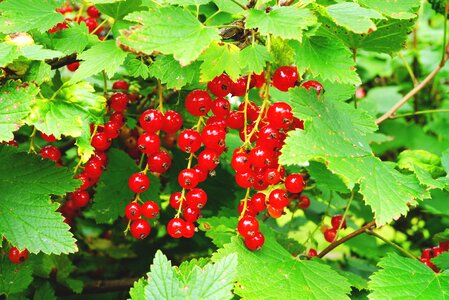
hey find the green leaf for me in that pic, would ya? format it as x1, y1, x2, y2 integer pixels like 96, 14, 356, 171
279, 89, 427, 225
129, 278, 147, 300
36, 255, 83, 293
432, 252, 449, 270
0, 43, 19, 67
33, 283, 56, 300
24, 61, 52, 84
358, 86, 412, 116
324, 3, 385, 34
0, 254, 33, 296
397, 150, 446, 178
358, 0, 420, 19
92, 149, 160, 224
148, 55, 200, 89
96, 0, 144, 20
433, 229, 449, 244
213, 235, 351, 299
239, 43, 271, 74
121, 7, 219, 66
69, 40, 128, 84
307, 161, 350, 193
125, 58, 151, 79
290, 36, 361, 85
0, 0, 64, 33
412, 165, 446, 190
0, 146, 79, 254
20, 45, 64, 60
165, 0, 211, 6
200, 42, 241, 82
51, 23, 93, 54
442, 148, 449, 174
368, 253, 449, 299
0, 81, 39, 143
245, 7, 316, 41
198, 217, 238, 247
177, 258, 209, 282
91, 0, 125, 3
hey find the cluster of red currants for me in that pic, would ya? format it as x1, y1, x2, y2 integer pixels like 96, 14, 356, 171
420, 241, 449, 272
323, 215, 347, 243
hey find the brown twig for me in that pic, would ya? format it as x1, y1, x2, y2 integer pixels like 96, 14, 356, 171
45, 53, 79, 70
317, 220, 376, 258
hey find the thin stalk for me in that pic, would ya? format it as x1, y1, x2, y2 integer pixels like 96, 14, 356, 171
390, 109, 449, 119
365, 229, 418, 260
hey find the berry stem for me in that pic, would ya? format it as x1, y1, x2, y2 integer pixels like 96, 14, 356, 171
335, 191, 354, 236
303, 192, 333, 246
365, 229, 418, 260
102, 71, 108, 97
157, 80, 164, 113
28, 126, 38, 154
238, 188, 251, 220
91, 18, 109, 35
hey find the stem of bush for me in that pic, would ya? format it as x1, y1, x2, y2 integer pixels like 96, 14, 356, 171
365, 229, 418, 260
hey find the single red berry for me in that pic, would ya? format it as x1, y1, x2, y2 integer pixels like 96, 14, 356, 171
148, 150, 172, 173
257, 125, 280, 149
167, 218, 185, 238
112, 80, 129, 90
125, 202, 142, 220
169, 192, 185, 210
197, 149, 220, 171
139, 109, 163, 133
238, 200, 258, 217
83, 159, 104, 178
39, 145, 61, 162
272, 66, 298, 92
185, 90, 212, 116
251, 72, 265, 88
192, 165, 208, 182
421, 248, 432, 259
75, 173, 93, 190
226, 111, 245, 129
238, 101, 260, 122
264, 168, 281, 185
253, 174, 269, 191
331, 215, 347, 230
130, 219, 151, 239
230, 76, 249, 96
67, 62, 80, 72
104, 121, 121, 139
238, 215, 259, 238
285, 174, 305, 193
235, 171, 254, 188
142, 201, 159, 219
239, 124, 258, 143
231, 149, 251, 172
268, 188, 289, 209
249, 146, 273, 168
267, 102, 293, 130
183, 205, 201, 222
207, 74, 232, 97
109, 112, 126, 127
178, 168, 199, 189
245, 231, 264, 250
183, 221, 196, 238
178, 129, 202, 153
302, 80, 324, 94
137, 132, 160, 155
433, 246, 442, 257
87, 5, 100, 18
206, 115, 227, 129
298, 195, 310, 209
70, 190, 90, 208
186, 188, 208, 209
292, 117, 304, 130
40, 132, 57, 142
249, 193, 267, 212
211, 97, 231, 118
308, 248, 318, 257
267, 205, 283, 218
91, 132, 112, 151
8, 247, 29, 264
90, 151, 108, 167
324, 228, 337, 243
84, 17, 98, 33
5, 140, 19, 147
128, 173, 150, 193
110, 92, 129, 112
162, 110, 183, 134
201, 125, 226, 151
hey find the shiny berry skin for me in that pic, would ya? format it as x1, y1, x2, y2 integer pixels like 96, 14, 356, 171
124, 202, 142, 220
183, 221, 196, 238
235, 171, 254, 188
302, 80, 324, 95
292, 117, 304, 130
148, 150, 172, 173
183, 205, 201, 222
109, 112, 126, 127
238, 101, 260, 122
185, 90, 212, 116
91, 132, 112, 151
40, 132, 57, 142
84, 17, 98, 33
245, 231, 264, 250
197, 149, 220, 171
421, 248, 432, 259
331, 215, 347, 229
130, 219, 151, 239
139, 109, 163, 133
70, 190, 90, 208
104, 121, 121, 139
238, 215, 259, 238
324, 228, 337, 243
137, 132, 160, 155
142, 201, 159, 219
253, 174, 269, 191
201, 125, 226, 151
298, 195, 310, 209
206, 115, 227, 129
178, 168, 199, 189
8, 247, 29, 264
226, 111, 245, 129
231, 149, 250, 172
109, 92, 129, 112
239, 124, 258, 143
39, 145, 61, 161
207, 74, 232, 97
112, 80, 129, 90
433, 246, 442, 257
67, 62, 80, 72
87, 5, 100, 18
186, 188, 208, 209
249, 193, 267, 212
192, 165, 208, 182
230, 76, 248, 96
267, 205, 283, 218
267, 102, 293, 130
257, 125, 280, 149
128, 173, 150, 193
264, 168, 281, 185
167, 218, 185, 238
169, 192, 185, 210
268, 188, 289, 209
83, 160, 103, 178
162, 110, 183, 134
251, 72, 265, 88
238, 200, 257, 217
178, 129, 202, 153
249, 146, 272, 168
90, 151, 108, 167
308, 248, 318, 257
440, 241, 449, 251
76, 173, 93, 190
272, 66, 298, 92
285, 174, 305, 193
211, 97, 231, 118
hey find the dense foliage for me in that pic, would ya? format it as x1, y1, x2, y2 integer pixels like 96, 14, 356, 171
1, 0, 449, 299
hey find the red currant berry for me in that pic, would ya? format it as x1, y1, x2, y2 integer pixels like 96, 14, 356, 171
91, 132, 112, 151
185, 90, 212, 116
251, 72, 265, 88
231, 149, 250, 172
87, 5, 100, 18
253, 174, 269, 191
8, 247, 29, 264
130, 219, 151, 239
239, 124, 258, 143
207, 73, 232, 97
298, 195, 310, 209
238, 200, 258, 217
109, 92, 129, 112
264, 168, 281, 185
421, 248, 432, 259
292, 117, 304, 130
331, 215, 347, 230
268, 188, 289, 209
139, 109, 163, 133
226, 111, 245, 129
211, 97, 231, 118
104, 121, 121, 139
83, 160, 103, 178
40, 132, 57, 142
70, 190, 90, 208
84, 17, 98, 33
178, 168, 199, 189
67, 62, 80, 72
183, 205, 201, 222
128, 173, 150, 193
142, 201, 159, 219
124, 202, 142, 220
238, 101, 260, 122
178, 129, 202, 153
267, 205, 283, 218
206, 115, 227, 129
257, 125, 280, 149
302, 80, 324, 94
169, 192, 185, 210
267, 102, 293, 130
90, 151, 108, 167
249, 193, 267, 212
230, 76, 249, 96
440, 241, 449, 251
235, 171, 254, 188
148, 150, 172, 173
272, 66, 298, 92
433, 246, 442, 257
167, 218, 185, 238
201, 125, 226, 151
238, 215, 259, 238
192, 165, 208, 182
324, 228, 337, 243
137, 132, 160, 155
197, 149, 220, 171
112, 80, 129, 90
249, 146, 273, 168
245, 231, 264, 250
308, 248, 318, 257
162, 110, 183, 134
284, 174, 305, 193
39, 145, 61, 162
75, 173, 93, 190
183, 221, 196, 238
109, 112, 126, 127
186, 188, 208, 209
